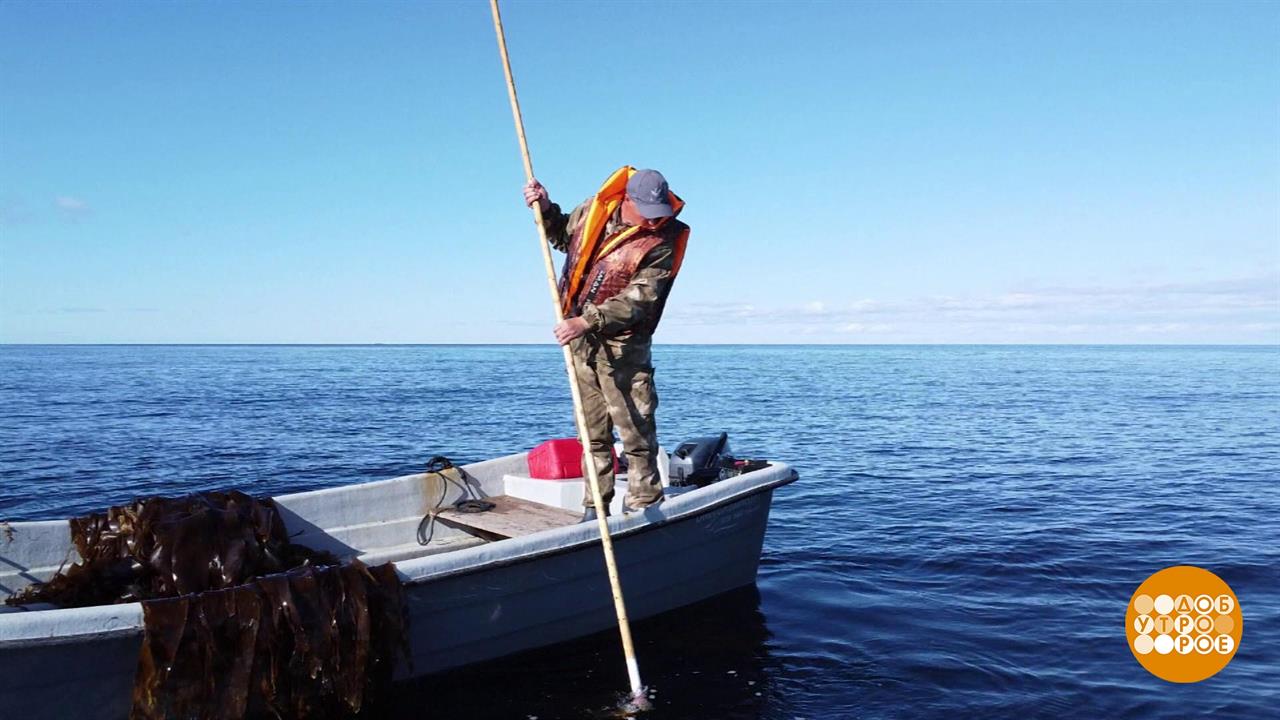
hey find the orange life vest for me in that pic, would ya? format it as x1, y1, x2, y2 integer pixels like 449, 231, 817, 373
557, 167, 689, 334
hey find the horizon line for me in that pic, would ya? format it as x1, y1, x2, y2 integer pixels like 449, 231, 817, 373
1, 342, 1277, 348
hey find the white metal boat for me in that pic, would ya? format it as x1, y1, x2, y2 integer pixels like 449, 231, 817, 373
0, 445, 797, 719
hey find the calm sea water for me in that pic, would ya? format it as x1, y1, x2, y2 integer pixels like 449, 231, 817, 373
1, 345, 1277, 719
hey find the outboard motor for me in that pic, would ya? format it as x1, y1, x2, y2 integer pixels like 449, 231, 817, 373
669, 432, 731, 487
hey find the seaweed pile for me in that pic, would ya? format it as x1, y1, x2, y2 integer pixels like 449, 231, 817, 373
6, 490, 338, 607
8, 491, 409, 719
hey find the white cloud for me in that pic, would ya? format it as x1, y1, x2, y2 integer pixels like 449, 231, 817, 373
1134, 323, 1190, 334
55, 196, 90, 217
664, 273, 1280, 343
838, 322, 892, 334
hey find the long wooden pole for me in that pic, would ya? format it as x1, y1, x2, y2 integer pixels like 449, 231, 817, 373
488, 0, 646, 702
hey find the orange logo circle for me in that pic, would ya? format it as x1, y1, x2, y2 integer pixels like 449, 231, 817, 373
1126, 565, 1242, 682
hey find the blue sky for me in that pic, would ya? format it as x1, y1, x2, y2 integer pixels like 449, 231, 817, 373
1, 1, 1276, 344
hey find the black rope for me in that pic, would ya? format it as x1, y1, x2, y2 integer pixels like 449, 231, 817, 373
453, 499, 497, 513
417, 456, 493, 545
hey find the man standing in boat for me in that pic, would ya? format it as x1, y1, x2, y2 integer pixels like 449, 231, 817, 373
523, 167, 689, 522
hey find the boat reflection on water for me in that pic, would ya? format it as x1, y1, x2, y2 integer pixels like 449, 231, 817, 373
394, 585, 774, 719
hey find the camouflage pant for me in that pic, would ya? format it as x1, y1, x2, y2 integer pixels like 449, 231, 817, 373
571, 339, 664, 510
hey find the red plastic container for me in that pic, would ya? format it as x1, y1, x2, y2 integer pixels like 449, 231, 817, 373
527, 438, 619, 480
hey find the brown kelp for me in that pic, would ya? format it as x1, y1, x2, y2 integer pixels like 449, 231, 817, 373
7, 491, 409, 718
131, 560, 408, 719
6, 491, 338, 607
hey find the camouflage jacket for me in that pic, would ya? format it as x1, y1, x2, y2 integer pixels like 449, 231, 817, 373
541, 197, 684, 365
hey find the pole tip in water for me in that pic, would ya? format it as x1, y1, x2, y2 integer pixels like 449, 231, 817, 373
617, 687, 653, 714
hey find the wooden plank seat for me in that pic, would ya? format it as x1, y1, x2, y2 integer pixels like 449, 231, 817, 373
432, 495, 581, 541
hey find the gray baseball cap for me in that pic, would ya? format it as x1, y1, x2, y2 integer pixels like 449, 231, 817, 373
625, 169, 674, 219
